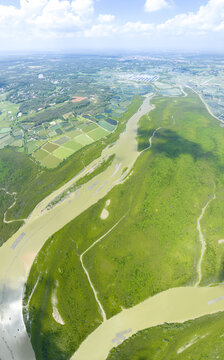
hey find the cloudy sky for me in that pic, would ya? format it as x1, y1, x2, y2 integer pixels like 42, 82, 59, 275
0, 0, 223, 53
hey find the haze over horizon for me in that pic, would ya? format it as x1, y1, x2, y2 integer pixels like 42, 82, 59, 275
0, 0, 224, 53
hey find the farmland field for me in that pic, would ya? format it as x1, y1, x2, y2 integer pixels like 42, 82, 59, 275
53, 146, 74, 160
63, 140, 83, 151
75, 133, 94, 146
34, 148, 49, 161
43, 142, 59, 153
88, 127, 109, 140
32, 121, 116, 168
41, 154, 61, 168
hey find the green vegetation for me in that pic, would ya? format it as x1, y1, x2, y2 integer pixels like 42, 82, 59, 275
201, 189, 224, 285
107, 312, 224, 360
0, 150, 38, 246
25, 92, 224, 359
0, 96, 143, 245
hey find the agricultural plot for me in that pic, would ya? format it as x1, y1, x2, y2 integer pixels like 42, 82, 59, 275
0, 134, 14, 149
33, 122, 111, 168
11, 139, 23, 147
99, 120, 115, 132
41, 154, 61, 168
82, 123, 98, 132
67, 129, 82, 137
53, 136, 70, 145
27, 141, 39, 154
88, 127, 108, 141
75, 133, 93, 146
53, 146, 74, 160
63, 140, 83, 151
33, 149, 49, 161
43, 142, 59, 153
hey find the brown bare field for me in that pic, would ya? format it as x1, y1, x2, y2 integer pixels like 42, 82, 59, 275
72, 96, 87, 103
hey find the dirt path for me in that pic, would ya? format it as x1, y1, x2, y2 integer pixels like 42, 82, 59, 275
194, 193, 216, 287
0, 188, 25, 224
80, 215, 127, 322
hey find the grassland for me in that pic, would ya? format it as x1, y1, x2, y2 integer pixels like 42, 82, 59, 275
24, 91, 224, 359
0, 96, 143, 245
0, 150, 38, 246
200, 188, 224, 285
107, 312, 224, 360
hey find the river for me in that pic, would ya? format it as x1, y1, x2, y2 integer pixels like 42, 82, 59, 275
0, 94, 154, 360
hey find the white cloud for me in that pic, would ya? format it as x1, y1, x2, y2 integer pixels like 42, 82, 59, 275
84, 23, 115, 37
0, 0, 223, 50
144, 0, 170, 12
98, 14, 115, 23
84, 21, 154, 38
121, 21, 154, 34
0, 0, 94, 35
158, 0, 224, 33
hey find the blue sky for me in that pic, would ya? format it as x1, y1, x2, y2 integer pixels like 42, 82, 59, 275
0, 0, 223, 53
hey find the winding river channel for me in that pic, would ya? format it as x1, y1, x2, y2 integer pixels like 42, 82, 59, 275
0, 93, 224, 360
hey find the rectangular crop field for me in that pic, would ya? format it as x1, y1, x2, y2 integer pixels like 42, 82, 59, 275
27, 141, 39, 154
98, 121, 115, 132
54, 136, 71, 145
82, 123, 98, 133
75, 134, 94, 146
63, 140, 83, 151
43, 142, 59, 153
34, 149, 49, 161
53, 146, 74, 160
67, 129, 82, 138
88, 127, 109, 141
41, 154, 61, 168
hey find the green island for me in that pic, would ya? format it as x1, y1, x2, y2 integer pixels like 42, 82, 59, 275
24, 91, 224, 359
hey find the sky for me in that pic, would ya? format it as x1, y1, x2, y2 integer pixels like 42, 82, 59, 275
0, 0, 223, 53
